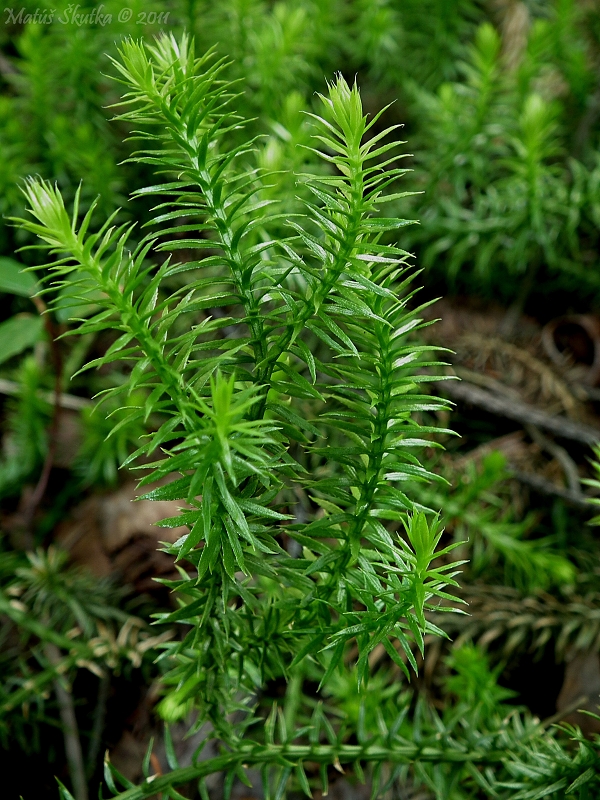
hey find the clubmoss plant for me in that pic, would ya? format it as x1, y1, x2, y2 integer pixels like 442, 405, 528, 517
16, 33, 466, 799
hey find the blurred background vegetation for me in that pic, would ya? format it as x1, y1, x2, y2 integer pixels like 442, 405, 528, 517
3, 1, 600, 797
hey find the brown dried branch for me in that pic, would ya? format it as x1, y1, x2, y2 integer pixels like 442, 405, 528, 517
436, 378, 600, 446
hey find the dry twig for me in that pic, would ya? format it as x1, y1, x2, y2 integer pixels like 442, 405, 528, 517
437, 378, 600, 446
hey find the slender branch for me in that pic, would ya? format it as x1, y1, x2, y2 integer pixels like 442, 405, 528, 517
46, 642, 88, 800
0, 377, 91, 410
0, 592, 101, 656
22, 374, 61, 533
0, 655, 80, 716
436, 377, 600, 446
510, 468, 591, 509
87, 672, 111, 779
107, 741, 509, 800
254, 127, 366, 407
67, 238, 200, 434
22, 295, 64, 534
145, 87, 269, 373
524, 424, 582, 496
346, 318, 393, 556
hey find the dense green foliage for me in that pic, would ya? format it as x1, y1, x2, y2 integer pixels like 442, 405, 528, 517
17, 31, 466, 793
2, 0, 600, 305
3, 2, 600, 799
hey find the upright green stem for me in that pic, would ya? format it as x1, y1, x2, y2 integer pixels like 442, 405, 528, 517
346, 319, 393, 560
253, 136, 366, 416
150, 91, 268, 373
